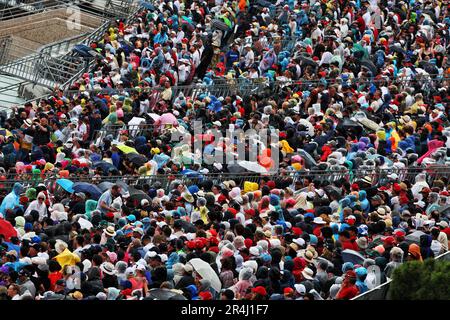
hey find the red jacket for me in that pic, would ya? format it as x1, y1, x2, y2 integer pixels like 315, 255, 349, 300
336, 285, 359, 300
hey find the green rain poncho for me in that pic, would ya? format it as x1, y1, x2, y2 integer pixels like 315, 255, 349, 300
85, 199, 98, 220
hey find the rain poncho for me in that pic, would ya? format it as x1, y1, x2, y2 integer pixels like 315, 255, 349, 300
55, 248, 81, 268
0, 183, 23, 215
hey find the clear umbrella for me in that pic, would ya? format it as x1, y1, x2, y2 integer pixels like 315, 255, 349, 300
188, 258, 222, 292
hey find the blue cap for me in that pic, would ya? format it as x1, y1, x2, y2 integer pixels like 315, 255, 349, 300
342, 262, 354, 273
127, 214, 136, 222
309, 234, 318, 245
188, 185, 199, 194
304, 213, 314, 219
355, 267, 367, 277
141, 217, 151, 224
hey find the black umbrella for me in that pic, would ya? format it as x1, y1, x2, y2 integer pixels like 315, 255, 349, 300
324, 185, 342, 200
418, 61, 438, 75
298, 55, 318, 68
72, 182, 103, 200
359, 59, 377, 75
115, 181, 129, 193
98, 181, 114, 192
341, 249, 365, 265
297, 149, 317, 169
93, 161, 117, 173
211, 19, 229, 31
405, 231, 426, 245
146, 289, 187, 300
128, 187, 152, 202
342, 119, 363, 135
389, 45, 406, 56
127, 153, 148, 166
179, 220, 197, 233
256, 0, 273, 7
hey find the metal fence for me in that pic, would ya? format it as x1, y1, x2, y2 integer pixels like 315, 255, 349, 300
0, 35, 13, 64
0, 18, 111, 89
0, 0, 65, 21
0, 166, 449, 193
352, 251, 450, 300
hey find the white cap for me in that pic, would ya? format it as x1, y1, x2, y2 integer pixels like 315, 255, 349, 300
144, 251, 157, 259
294, 284, 306, 295
293, 238, 306, 247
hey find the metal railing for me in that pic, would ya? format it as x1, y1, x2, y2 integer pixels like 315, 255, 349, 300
0, 166, 448, 193
0, 35, 13, 63
352, 251, 450, 300
0, 18, 110, 89
0, 0, 65, 21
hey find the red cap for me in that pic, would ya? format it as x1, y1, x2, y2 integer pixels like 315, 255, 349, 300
266, 181, 276, 189
393, 183, 402, 192
244, 238, 253, 249
198, 291, 212, 300
283, 287, 294, 295
351, 183, 360, 191
227, 208, 237, 216
393, 230, 406, 238
105, 212, 115, 220
383, 236, 396, 247
218, 194, 228, 204
285, 198, 296, 207
292, 227, 302, 236
252, 286, 267, 296
209, 237, 219, 246
186, 240, 196, 250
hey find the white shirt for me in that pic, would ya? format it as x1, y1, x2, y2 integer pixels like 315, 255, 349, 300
431, 240, 442, 256
24, 200, 47, 221
192, 50, 201, 68
244, 50, 254, 67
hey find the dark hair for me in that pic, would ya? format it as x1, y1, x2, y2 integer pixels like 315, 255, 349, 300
222, 289, 235, 300
48, 260, 62, 272
92, 254, 103, 266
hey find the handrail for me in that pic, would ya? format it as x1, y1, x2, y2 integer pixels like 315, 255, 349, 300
351, 249, 450, 300
1, 166, 449, 191
0, 0, 67, 21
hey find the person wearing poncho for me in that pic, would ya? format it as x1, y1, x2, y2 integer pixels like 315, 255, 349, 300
0, 183, 23, 216
55, 247, 81, 269
24, 192, 47, 221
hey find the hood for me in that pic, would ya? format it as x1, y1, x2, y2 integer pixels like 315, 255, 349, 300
13, 183, 24, 196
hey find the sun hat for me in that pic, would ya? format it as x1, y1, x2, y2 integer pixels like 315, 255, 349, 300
105, 226, 116, 237
100, 262, 116, 276
301, 268, 314, 280
313, 217, 327, 225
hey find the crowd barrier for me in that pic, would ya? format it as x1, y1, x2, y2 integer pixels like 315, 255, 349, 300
0, 166, 448, 193
352, 251, 450, 300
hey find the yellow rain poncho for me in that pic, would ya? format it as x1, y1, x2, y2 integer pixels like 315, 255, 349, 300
55, 248, 81, 268
280, 140, 294, 155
